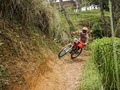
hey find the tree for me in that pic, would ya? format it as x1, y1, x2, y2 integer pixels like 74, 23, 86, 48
111, 0, 120, 29
48, 0, 56, 7
59, 0, 75, 31
74, 0, 80, 12
99, 0, 107, 36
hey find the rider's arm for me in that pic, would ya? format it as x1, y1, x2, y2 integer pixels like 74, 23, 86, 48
71, 31, 79, 35
85, 34, 89, 45
71, 30, 81, 35
85, 39, 88, 45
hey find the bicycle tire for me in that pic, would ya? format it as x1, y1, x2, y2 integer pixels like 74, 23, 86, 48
58, 43, 72, 58
71, 47, 82, 59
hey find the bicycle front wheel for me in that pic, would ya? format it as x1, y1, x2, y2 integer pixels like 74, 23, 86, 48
58, 43, 72, 58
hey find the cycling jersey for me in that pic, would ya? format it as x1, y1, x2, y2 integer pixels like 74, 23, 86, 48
78, 31, 89, 43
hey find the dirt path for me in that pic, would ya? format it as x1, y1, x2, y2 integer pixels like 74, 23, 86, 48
31, 50, 89, 90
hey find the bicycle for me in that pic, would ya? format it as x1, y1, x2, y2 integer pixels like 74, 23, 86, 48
58, 36, 85, 59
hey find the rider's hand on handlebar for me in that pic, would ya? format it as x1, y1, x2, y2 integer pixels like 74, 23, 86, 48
84, 43, 88, 46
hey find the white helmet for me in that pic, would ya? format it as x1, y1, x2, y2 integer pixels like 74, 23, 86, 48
82, 27, 88, 33
83, 27, 88, 31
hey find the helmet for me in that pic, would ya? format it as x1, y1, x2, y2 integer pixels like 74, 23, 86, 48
82, 27, 88, 33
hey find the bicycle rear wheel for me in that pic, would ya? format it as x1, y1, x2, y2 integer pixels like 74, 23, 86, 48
71, 47, 82, 59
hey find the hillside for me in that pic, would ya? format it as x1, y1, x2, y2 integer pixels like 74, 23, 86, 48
0, 19, 59, 89
0, 19, 90, 90
2, 0, 119, 89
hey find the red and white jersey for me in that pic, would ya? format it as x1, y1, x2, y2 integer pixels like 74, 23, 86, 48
78, 31, 89, 43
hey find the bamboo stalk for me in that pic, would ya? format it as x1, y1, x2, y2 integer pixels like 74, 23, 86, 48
109, 0, 120, 90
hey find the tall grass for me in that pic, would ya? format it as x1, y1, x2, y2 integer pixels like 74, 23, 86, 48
0, 0, 66, 41
80, 58, 102, 90
91, 37, 120, 90
0, 0, 33, 21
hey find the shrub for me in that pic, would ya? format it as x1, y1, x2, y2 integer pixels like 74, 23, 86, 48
91, 37, 120, 90
91, 22, 103, 38
0, 0, 65, 41
0, 0, 33, 22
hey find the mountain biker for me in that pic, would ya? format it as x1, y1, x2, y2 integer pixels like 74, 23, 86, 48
58, 27, 89, 59
70, 27, 89, 47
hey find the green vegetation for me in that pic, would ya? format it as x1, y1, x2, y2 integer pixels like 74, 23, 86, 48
0, 19, 61, 89
92, 22, 103, 38
91, 37, 120, 89
0, 0, 68, 43
0, 0, 63, 89
60, 9, 110, 38
80, 58, 102, 90
68, 9, 109, 28
0, 0, 120, 89
0, 65, 10, 89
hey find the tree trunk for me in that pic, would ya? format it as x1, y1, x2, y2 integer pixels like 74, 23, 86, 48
115, 18, 120, 37
59, 0, 75, 31
114, 0, 120, 37
85, 0, 87, 11
111, 0, 120, 30
74, 0, 80, 12
49, 0, 56, 7
99, 0, 107, 36
79, 0, 82, 11
93, 5, 96, 9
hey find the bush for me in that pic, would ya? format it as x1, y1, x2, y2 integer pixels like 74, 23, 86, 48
80, 58, 102, 90
0, 0, 33, 22
0, 0, 66, 41
91, 22, 103, 38
91, 37, 120, 90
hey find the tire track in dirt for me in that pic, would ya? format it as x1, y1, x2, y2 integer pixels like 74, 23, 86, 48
30, 50, 89, 90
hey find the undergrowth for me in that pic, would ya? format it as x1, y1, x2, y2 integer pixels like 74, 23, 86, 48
60, 9, 110, 37
0, 19, 60, 89
80, 58, 102, 90
0, 0, 66, 89
0, 0, 68, 42
91, 37, 120, 89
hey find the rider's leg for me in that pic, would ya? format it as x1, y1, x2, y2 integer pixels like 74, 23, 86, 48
70, 38, 78, 54
78, 41, 85, 48
73, 38, 79, 43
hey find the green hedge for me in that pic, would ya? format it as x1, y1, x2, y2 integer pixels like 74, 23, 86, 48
91, 37, 120, 90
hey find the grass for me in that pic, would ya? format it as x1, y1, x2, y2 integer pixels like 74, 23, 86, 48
0, 0, 65, 42
27, 25, 61, 53
53, 8, 111, 43
0, 2, 64, 88
80, 58, 102, 90
56, 10, 103, 42
0, 64, 10, 89
90, 37, 120, 89
0, 19, 61, 89
60, 9, 110, 31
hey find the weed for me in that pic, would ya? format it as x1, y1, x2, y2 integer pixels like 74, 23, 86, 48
91, 37, 120, 89
80, 58, 102, 90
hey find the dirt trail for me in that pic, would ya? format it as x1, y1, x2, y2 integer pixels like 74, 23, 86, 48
30, 50, 89, 90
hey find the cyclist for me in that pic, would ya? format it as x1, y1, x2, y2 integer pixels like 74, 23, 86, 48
70, 27, 89, 47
